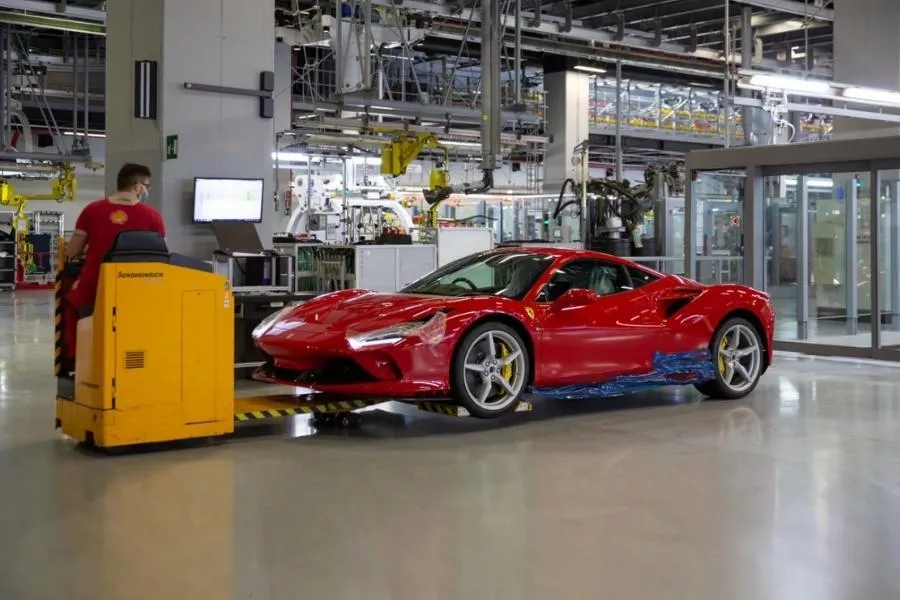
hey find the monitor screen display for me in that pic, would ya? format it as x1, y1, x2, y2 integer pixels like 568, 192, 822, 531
192, 177, 264, 223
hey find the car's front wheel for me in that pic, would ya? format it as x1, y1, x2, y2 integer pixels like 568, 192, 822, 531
450, 322, 530, 418
694, 317, 764, 400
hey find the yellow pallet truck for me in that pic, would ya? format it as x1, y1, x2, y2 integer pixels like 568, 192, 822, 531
54, 231, 530, 450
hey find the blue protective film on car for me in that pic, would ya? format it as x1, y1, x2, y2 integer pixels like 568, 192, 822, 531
530, 349, 716, 400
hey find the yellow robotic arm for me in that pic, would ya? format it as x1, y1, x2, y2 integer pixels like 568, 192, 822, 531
380, 133, 450, 179
0, 162, 77, 227
0, 162, 77, 273
380, 134, 492, 228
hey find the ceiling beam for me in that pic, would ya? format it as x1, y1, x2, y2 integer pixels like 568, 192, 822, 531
731, 0, 833, 21
573, 0, 683, 21
372, 0, 721, 61
0, 0, 105, 22
756, 18, 830, 37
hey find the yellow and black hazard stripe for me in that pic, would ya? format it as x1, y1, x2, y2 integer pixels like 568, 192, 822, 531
234, 407, 308, 422
234, 399, 370, 422
414, 402, 470, 416
53, 270, 63, 376
414, 401, 535, 417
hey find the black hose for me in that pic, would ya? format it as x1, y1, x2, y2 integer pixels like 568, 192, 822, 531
471, 169, 493, 194
552, 178, 577, 221
553, 200, 580, 219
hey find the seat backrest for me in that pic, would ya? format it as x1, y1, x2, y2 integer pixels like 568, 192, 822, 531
103, 230, 169, 263
589, 266, 616, 296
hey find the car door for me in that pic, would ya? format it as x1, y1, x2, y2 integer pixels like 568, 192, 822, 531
532, 259, 663, 386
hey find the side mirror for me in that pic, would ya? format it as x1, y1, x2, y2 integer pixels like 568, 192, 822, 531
551, 288, 598, 311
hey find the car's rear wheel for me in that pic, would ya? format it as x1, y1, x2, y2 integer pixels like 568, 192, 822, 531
451, 322, 530, 418
694, 317, 764, 400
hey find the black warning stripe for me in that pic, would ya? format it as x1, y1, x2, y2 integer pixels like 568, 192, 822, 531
413, 401, 534, 417
233, 399, 370, 422
53, 271, 63, 376
415, 402, 467, 416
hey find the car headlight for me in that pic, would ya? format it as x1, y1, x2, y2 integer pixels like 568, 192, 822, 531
347, 312, 447, 350
252, 302, 303, 340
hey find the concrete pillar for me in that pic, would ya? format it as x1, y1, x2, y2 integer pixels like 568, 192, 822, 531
543, 69, 590, 192
106, 0, 277, 257
274, 41, 294, 135
833, 0, 900, 138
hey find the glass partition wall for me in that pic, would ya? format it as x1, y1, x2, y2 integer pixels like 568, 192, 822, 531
685, 136, 900, 361
691, 170, 745, 285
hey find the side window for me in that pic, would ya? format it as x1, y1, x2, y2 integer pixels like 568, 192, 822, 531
539, 260, 634, 302
626, 266, 658, 289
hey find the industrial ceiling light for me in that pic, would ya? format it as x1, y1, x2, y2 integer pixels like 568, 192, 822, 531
574, 65, 607, 75
843, 87, 900, 105
441, 140, 481, 148
61, 130, 105, 138
746, 74, 832, 95
273, 151, 313, 162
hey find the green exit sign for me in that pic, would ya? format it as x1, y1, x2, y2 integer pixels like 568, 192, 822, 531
166, 134, 178, 160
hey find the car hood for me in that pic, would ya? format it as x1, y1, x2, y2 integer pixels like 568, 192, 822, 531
285, 291, 465, 333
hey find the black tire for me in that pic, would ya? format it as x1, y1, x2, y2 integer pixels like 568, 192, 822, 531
450, 321, 531, 419
694, 317, 765, 400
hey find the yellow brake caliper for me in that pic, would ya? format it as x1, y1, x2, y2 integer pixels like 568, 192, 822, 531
498, 343, 513, 395
718, 335, 728, 375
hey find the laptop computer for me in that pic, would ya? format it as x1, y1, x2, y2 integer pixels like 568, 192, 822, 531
211, 221, 265, 253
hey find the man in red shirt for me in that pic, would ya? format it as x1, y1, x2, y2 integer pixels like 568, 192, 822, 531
63, 163, 166, 359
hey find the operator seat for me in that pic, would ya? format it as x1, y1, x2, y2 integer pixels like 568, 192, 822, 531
503, 260, 541, 297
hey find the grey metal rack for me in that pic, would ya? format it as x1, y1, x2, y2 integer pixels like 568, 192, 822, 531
0, 212, 17, 290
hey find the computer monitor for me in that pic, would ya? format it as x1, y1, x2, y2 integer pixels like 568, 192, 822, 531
192, 177, 264, 223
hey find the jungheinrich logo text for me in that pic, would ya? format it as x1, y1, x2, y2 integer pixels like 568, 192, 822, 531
118, 272, 164, 279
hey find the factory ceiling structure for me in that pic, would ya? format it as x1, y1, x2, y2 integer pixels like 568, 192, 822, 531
0, 0, 835, 166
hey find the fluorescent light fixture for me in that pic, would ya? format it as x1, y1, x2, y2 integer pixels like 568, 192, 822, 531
62, 130, 106, 138
747, 74, 832, 95
843, 86, 900, 105
784, 177, 834, 189
441, 140, 481, 148
349, 156, 381, 166
574, 65, 607, 75
273, 151, 309, 161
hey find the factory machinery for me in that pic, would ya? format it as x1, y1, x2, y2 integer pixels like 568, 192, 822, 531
0, 163, 76, 290
552, 144, 683, 257
275, 130, 501, 296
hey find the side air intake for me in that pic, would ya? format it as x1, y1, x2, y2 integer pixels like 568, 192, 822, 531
124, 351, 146, 369
660, 287, 703, 318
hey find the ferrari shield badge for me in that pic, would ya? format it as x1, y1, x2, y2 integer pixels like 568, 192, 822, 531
525, 307, 535, 320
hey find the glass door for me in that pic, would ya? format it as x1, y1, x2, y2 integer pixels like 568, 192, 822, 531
876, 170, 900, 353
693, 170, 745, 285
764, 175, 800, 341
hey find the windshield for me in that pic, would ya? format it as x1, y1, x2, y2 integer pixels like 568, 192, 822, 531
401, 251, 555, 299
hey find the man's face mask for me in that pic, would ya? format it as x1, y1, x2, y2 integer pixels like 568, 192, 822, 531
138, 183, 150, 202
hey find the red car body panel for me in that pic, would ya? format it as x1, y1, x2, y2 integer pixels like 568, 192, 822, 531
252, 247, 775, 398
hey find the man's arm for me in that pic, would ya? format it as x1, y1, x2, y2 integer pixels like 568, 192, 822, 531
65, 230, 87, 260
66, 203, 92, 260
153, 208, 167, 244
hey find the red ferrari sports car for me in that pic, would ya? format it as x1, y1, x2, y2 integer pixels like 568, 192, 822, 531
253, 247, 774, 418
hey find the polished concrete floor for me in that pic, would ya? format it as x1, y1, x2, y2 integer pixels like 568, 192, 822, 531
3, 291, 900, 600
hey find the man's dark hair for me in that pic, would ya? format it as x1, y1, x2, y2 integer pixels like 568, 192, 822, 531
116, 163, 152, 191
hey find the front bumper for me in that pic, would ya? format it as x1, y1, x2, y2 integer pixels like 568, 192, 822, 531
254, 327, 454, 394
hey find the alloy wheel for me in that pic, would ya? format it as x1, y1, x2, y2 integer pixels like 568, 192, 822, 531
461, 329, 527, 411
717, 323, 762, 394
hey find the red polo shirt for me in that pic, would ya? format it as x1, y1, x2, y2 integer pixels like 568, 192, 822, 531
68, 198, 165, 308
